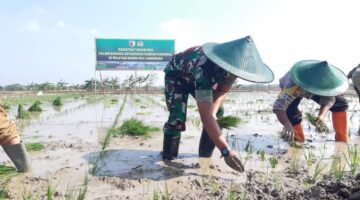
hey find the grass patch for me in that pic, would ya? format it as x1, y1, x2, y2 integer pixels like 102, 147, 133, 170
0, 165, 18, 180
110, 118, 160, 136
28, 100, 42, 112
217, 115, 244, 129
305, 113, 329, 133
25, 143, 45, 152
52, 96, 63, 106
17, 104, 31, 119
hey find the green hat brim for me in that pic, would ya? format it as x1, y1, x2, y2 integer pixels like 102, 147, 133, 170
290, 60, 349, 96
202, 39, 274, 83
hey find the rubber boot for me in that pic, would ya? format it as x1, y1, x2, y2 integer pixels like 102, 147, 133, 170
198, 129, 216, 157
293, 124, 305, 142
162, 135, 181, 160
198, 106, 224, 157
2, 142, 31, 172
332, 112, 348, 142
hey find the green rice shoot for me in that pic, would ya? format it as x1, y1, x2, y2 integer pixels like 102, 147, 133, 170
52, 96, 63, 106
25, 143, 45, 152
0, 165, 18, 180
305, 112, 329, 133
110, 118, 160, 136
16, 104, 31, 119
28, 100, 42, 112
217, 115, 244, 129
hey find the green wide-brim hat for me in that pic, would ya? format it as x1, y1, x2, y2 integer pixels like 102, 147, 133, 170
290, 60, 349, 96
202, 36, 274, 83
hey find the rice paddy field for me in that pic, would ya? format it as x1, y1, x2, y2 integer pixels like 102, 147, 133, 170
1, 90, 360, 199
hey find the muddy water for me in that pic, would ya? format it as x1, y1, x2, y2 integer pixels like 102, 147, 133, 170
1, 92, 360, 199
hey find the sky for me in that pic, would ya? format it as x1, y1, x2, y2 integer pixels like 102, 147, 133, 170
0, 0, 359, 86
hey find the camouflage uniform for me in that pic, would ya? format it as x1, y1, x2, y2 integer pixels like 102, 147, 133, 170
348, 66, 360, 101
0, 101, 19, 145
163, 46, 232, 137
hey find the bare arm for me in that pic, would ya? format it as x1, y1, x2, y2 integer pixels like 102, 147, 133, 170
316, 105, 331, 123
197, 101, 228, 150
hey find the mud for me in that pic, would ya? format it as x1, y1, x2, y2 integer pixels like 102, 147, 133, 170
1, 92, 360, 199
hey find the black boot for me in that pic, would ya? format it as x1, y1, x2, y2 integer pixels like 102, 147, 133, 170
198, 106, 224, 158
162, 135, 181, 160
198, 128, 216, 157
2, 142, 31, 172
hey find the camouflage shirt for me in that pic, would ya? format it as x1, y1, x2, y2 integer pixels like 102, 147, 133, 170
273, 72, 335, 111
164, 46, 233, 102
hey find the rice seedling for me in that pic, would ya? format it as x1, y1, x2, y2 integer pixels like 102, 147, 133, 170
110, 98, 118, 104
28, 100, 42, 112
330, 154, 346, 181
1, 102, 10, 110
64, 173, 89, 200
226, 181, 236, 200
209, 176, 219, 193
46, 181, 57, 200
52, 96, 63, 106
76, 174, 89, 200
244, 139, 253, 155
305, 112, 329, 133
217, 115, 244, 129
290, 152, 301, 174
21, 188, 40, 200
311, 157, 328, 183
187, 104, 196, 109
152, 189, 160, 200
0, 165, 18, 180
269, 156, 278, 168
259, 150, 266, 161
25, 143, 45, 152
111, 118, 160, 136
163, 181, 170, 200
17, 104, 31, 119
343, 144, 360, 176
304, 149, 314, 167
0, 188, 8, 200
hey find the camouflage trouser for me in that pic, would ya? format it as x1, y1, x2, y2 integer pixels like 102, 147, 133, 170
0, 102, 19, 145
163, 75, 224, 137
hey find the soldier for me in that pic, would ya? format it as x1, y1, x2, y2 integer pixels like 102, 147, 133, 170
0, 102, 31, 172
347, 64, 360, 102
162, 36, 274, 172
273, 60, 349, 143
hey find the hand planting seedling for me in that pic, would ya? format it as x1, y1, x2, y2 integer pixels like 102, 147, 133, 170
305, 112, 329, 133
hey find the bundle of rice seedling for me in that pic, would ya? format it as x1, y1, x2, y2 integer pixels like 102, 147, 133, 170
111, 118, 160, 136
28, 100, 42, 112
17, 104, 31, 119
25, 143, 45, 152
305, 112, 329, 133
217, 115, 243, 129
1, 102, 10, 110
52, 96, 63, 106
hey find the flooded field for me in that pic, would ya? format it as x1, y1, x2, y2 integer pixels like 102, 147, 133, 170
1, 91, 360, 199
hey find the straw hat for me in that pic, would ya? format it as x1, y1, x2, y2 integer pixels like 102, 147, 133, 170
202, 36, 274, 83
290, 60, 349, 96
